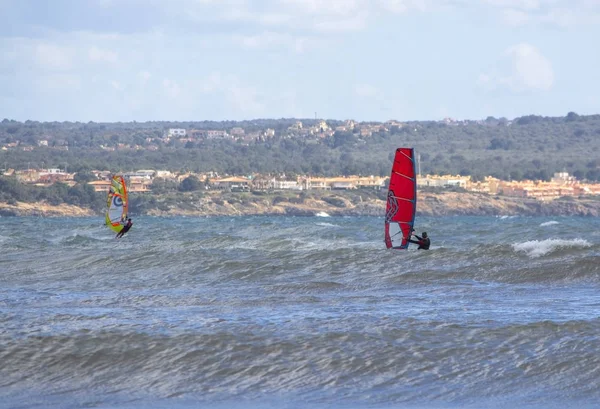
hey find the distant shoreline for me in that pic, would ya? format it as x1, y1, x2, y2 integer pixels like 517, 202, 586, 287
2, 191, 600, 217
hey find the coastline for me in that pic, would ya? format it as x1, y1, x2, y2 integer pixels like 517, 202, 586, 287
0, 201, 96, 217
2, 191, 600, 217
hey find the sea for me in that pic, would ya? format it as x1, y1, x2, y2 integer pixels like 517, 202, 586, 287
1, 215, 599, 409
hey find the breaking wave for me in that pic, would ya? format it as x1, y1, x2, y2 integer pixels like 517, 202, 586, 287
512, 238, 592, 258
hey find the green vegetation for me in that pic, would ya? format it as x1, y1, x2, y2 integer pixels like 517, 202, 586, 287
1, 113, 599, 182
0, 176, 104, 211
179, 175, 204, 192
1, 113, 600, 215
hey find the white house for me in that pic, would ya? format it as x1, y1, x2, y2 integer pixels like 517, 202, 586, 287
272, 180, 302, 190
168, 128, 187, 137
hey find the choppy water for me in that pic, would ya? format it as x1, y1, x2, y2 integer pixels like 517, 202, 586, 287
1, 215, 599, 409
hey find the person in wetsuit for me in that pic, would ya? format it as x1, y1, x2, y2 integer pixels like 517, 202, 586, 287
408, 231, 430, 250
116, 218, 133, 239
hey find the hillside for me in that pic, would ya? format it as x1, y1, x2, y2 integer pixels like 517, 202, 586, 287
1, 113, 600, 183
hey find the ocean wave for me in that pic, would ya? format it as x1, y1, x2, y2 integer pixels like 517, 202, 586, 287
61, 233, 114, 246
512, 238, 592, 258
315, 222, 338, 227
2, 319, 600, 405
540, 220, 560, 227
497, 215, 519, 220
3, 216, 600, 409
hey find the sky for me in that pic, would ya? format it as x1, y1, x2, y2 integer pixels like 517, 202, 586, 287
1, 0, 599, 122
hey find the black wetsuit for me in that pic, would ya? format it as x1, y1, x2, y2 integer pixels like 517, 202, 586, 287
116, 221, 133, 238
408, 235, 430, 250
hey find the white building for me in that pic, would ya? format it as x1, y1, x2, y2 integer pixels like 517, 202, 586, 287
230, 127, 245, 136
168, 128, 187, 137
206, 130, 230, 139
124, 170, 156, 179
551, 172, 577, 185
272, 180, 302, 190
418, 174, 470, 188
155, 170, 176, 179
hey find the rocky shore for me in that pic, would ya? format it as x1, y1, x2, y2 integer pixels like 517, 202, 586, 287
2, 191, 600, 217
0, 201, 95, 217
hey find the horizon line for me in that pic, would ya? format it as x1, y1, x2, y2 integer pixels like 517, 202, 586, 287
2, 111, 598, 125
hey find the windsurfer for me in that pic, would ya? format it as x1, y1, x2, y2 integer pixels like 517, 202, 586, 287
408, 230, 430, 250
116, 218, 133, 239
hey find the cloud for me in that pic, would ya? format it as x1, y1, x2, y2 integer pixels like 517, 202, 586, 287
476, 73, 492, 87
234, 30, 320, 53
485, 0, 600, 27
162, 79, 181, 99
238, 31, 294, 49
95, 0, 115, 7
277, 0, 437, 31
35, 43, 74, 70
501, 8, 531, 25
2, 0, 595, 122
88, 46, 118, 63
226, 84, 265, 116
281, 0, 365, 16
175, 0, 368, 33
198, 71, 222, 93
267, 0, 371, 32
478, 43, 554, 92
36, 74, 82, 92
313, 15, 369, 32
542, 8, 600, 27
194, 72, 266, 115
4, 0, 598, 40
506, 43, 554, 91
215, 7, 292, 26
1, 0, 447, 45
111, 80, 123, 91
378, 0, 431, 13
483, 0, 542, 10
139, 70, 151, 83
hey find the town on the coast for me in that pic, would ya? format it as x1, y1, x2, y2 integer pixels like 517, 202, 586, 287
5, 165, 600, 202
3, 116, 600, 202
0, 113, 600, 201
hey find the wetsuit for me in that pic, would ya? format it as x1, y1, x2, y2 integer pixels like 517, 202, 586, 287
116, 221, 133, 238
408, 234, 430, 250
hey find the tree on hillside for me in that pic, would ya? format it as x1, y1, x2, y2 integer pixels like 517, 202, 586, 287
151, 177, 179, 193
74, 171, 96, 183
179, 175, 203, 192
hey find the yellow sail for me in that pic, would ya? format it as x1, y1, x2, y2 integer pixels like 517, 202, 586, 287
105, 175, 128, 233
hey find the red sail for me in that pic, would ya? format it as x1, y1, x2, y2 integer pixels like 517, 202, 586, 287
384, 148, 417, 249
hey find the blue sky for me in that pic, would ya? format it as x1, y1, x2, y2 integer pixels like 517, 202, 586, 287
1, 0, 599, 122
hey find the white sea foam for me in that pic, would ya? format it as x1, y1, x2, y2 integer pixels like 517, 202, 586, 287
512, 238, 591, 258
315, 212, 330, 217
315, 222, 336, 227
540, 221, 559, 227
